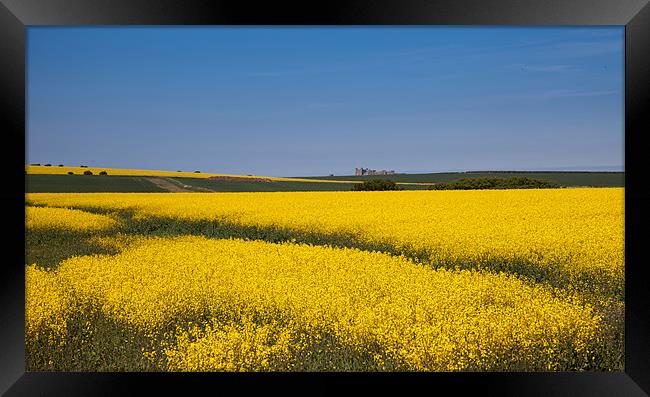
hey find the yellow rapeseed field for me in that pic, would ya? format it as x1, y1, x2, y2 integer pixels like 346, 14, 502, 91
27, 188, 624, 297
27, 236, 604, 371
24, 188, 624, 371
26, 205, 119, 232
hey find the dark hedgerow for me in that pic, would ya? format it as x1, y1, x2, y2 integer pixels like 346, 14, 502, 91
83, 170, 93, 176
194, 170, 201, 173
352, 179, 401, 191
44, 163, 52, 167
99, 171, 108, 176
67, 171, 74, 175
428, 177, 561, 190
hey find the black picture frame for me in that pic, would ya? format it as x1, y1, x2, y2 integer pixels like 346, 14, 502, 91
2, 0, 649, 395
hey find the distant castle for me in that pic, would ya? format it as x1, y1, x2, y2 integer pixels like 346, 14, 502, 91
355, 167, 396, 176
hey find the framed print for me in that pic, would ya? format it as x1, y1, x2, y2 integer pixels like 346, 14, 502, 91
2, 0, 649, 395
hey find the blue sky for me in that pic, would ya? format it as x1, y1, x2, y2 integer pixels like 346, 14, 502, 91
27, 27, 624, 176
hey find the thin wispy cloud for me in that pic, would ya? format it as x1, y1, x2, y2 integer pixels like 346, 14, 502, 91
367, 36, 611, 68
371, 39, 553, 64
468, 37, 621, 61
512, 64, 577, 72
542, 39, 622, 58
471, 39, 555, 55
370, 44, 456, 58
249, 59, 375, 77
365, 110, 474, 122
574, 29, 623, 38
493, 89, 618, 101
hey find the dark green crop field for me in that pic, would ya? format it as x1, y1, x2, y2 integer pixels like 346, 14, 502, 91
26, 174, 166, 193
169, 177, 353, 192
298, 171, 624, 187
27, 174, 403, 193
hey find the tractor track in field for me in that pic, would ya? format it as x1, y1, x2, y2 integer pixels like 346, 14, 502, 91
144, 177, 214, 192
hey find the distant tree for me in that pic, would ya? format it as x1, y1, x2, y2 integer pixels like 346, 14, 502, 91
80, 165, 88, 168
44, 163, 51, 167
99, 171, 108, 175
83, 170, 93, 175
194, 170, 201, 173
58, 164, 64, 167
67, 171, 74, 175
30, 163, 40, 166
352, 179, 401, 191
